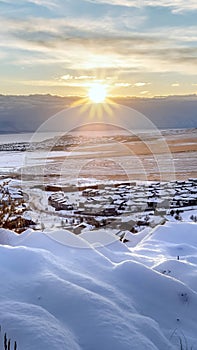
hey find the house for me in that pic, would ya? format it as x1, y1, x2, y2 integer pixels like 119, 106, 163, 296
45, 185, 62, 192
102, 206, 119, 216
48, 195, 74, 211
78, 184, 99, 192
82, 189, 99, 197
147, 197, 159, 210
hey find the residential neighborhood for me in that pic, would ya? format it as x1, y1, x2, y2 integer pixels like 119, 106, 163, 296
47, 178, 197, 234
1, 176, 196, 236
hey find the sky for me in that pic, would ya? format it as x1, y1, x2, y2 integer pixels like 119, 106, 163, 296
0, 0, 197, 97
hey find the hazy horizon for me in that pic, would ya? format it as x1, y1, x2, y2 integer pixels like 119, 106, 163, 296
0, 94, 196, 134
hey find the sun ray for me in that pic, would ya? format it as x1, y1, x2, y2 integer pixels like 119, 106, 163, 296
69, 81, 118, 124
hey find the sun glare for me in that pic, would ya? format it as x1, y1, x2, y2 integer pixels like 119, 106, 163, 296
88, 83, 107, 103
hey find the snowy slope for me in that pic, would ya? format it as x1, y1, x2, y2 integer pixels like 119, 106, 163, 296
0, 223, 197, 349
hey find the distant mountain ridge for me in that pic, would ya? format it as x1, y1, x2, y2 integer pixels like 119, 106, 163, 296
0, 94, 197, 133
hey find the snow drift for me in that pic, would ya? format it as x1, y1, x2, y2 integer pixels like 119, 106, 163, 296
0, 222, 197, 349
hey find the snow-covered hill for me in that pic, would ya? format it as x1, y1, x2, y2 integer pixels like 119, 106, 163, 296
0, 222, 197, 349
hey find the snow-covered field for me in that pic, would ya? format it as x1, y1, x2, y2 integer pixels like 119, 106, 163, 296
0, 128, 196, 180
0, 222, 197, 349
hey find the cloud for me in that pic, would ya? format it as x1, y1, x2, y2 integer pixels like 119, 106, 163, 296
61, 75, 73, 80
140, 90, 149, 94
0, 0, 58, 8
0, 0, 197, 96
4, 0, 195, 12
134, 82, 151, 87
20, 79, 90, 88
85, 0, 197, 12
0, 18, 196, 78
115, 82, 132, 87
61, 74, 96, 81
29, 0, 58, 6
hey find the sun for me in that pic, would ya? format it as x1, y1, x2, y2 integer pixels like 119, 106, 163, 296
88, 83, 107, 103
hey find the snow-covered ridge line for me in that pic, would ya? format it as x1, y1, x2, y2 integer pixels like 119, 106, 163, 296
0, 221, 197, 350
